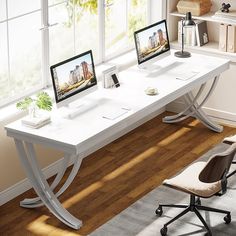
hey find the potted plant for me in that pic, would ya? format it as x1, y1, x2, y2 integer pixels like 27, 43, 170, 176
16, 92, 53, 118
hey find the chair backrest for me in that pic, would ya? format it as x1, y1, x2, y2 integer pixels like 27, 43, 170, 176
199, 143, 236, 183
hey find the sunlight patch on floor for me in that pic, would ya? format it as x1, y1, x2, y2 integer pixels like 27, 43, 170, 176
102, 146, 160, 181
188, 119, 200, 127
27, 215, 81, 236
63, 181, 103, 208
158, 127, 191, 146
63, 146, 160, 208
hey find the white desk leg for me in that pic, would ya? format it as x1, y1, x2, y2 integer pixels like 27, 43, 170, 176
163, 83, 206, 122
21, 154, 70, 207
21, 152, 82, 208
163, 76, 223, 133
14, 139, 82, 229
185, 93, 223, 133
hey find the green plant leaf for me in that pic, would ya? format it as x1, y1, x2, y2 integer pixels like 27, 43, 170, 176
16, 92, 53, 111
36, 92, 53, 111
16, 97, 34, 110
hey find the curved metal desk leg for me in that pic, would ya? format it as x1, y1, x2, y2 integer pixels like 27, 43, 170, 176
163, 76, 223, 132
183, 95, 221, 131
21, 154, 70, 207
14, 139, 82, 229
185, 93, 223, 133
163, 83, 206, 122
184, 96, 223, 132
22, 153, 82, 208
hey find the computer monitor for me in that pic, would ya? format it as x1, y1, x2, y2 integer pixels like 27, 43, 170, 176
134, 19, 170, 69
50, 50, 97, 110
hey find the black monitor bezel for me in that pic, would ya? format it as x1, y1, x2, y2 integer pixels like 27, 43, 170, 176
50, 50, 97, 104
134, 19, 170, 65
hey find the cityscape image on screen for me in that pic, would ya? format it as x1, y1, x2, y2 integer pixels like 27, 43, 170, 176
134, 20, 170, 64
51, 50, 97, 103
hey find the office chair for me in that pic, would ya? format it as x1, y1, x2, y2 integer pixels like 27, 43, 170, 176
223, 139, 236, 179
156, 142, 236, 236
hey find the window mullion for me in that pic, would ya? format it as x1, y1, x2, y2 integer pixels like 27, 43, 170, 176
126, 0, 128, 35
98, 0, 105, 63
41, 0, 50, 87
147, 0, 151, 24
73, 0, 76, 54
5, 0, 11, 94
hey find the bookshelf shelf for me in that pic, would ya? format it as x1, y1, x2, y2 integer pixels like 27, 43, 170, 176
171, 41, 236, 62
167, 0, 236, 62
170, 11, 236, 26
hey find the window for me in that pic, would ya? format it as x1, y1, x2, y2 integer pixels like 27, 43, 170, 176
49, 0, 99, 64
105, 0, 148, 59
0, 0, 42, 106
0, 0, 161, 107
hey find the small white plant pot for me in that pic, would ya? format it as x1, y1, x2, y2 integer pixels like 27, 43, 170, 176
28, 102, 39, 118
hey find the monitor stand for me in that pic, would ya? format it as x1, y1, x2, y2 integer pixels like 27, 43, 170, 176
58, 100, 95, 119
138, 63, 162, 72
138, 50, 171, 72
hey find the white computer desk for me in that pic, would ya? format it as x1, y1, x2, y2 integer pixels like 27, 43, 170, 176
5, 51, 230, 229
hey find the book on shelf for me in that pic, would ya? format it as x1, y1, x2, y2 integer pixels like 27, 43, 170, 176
21, 114, 51, 128
227, 24, 236, 53
178, 20, 197, 47
195, 20, 209, 46
219, 23, 228, 52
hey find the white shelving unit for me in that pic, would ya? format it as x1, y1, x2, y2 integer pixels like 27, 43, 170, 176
170, 11, 236, 26
167, 0, 236, 62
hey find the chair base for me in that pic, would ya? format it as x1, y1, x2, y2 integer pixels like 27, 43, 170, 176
156, 195, 231, 236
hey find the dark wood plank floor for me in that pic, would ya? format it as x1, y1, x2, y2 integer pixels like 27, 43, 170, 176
1, 112, 235, 236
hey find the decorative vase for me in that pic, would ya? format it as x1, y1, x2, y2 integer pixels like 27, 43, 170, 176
28, 101, 38, 118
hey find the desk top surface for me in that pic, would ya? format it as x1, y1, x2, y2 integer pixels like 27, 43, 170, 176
5, 51, 229, 154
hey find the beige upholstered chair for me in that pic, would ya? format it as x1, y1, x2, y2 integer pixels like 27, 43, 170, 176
223, 139, 236, 178
156, 142, 236, 236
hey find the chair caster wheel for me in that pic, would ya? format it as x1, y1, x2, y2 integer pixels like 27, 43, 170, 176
224, 213, 231, 224
155, 206, 163, 216
160, 226, 167, 236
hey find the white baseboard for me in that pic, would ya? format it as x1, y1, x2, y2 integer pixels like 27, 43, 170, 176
166, 101, 236, 127
0, 157, 74, 206
0, 107, 165, 206
202, 107, 236, 127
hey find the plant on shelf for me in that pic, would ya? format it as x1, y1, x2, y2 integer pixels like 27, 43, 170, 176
16, 92, 53, 113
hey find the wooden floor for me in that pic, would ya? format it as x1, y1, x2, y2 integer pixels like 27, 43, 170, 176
1, 112, 236, 236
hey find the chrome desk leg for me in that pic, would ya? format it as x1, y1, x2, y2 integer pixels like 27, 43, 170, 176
163, 83, 206, 122
21, 153, 70, 207
185, 93, 223, 133
14, 139, 82, 229
20, 152, 82, 208
163, 76, 223, 133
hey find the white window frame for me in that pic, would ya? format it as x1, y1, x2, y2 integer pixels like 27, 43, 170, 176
0, 1, 44, 107
0, 0, 163, 108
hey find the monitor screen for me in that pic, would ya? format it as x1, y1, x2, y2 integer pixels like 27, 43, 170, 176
134, 19, 170, 65
50, 50, 97, 104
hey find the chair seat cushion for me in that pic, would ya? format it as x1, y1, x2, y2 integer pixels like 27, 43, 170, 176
163, 162, 221, 198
